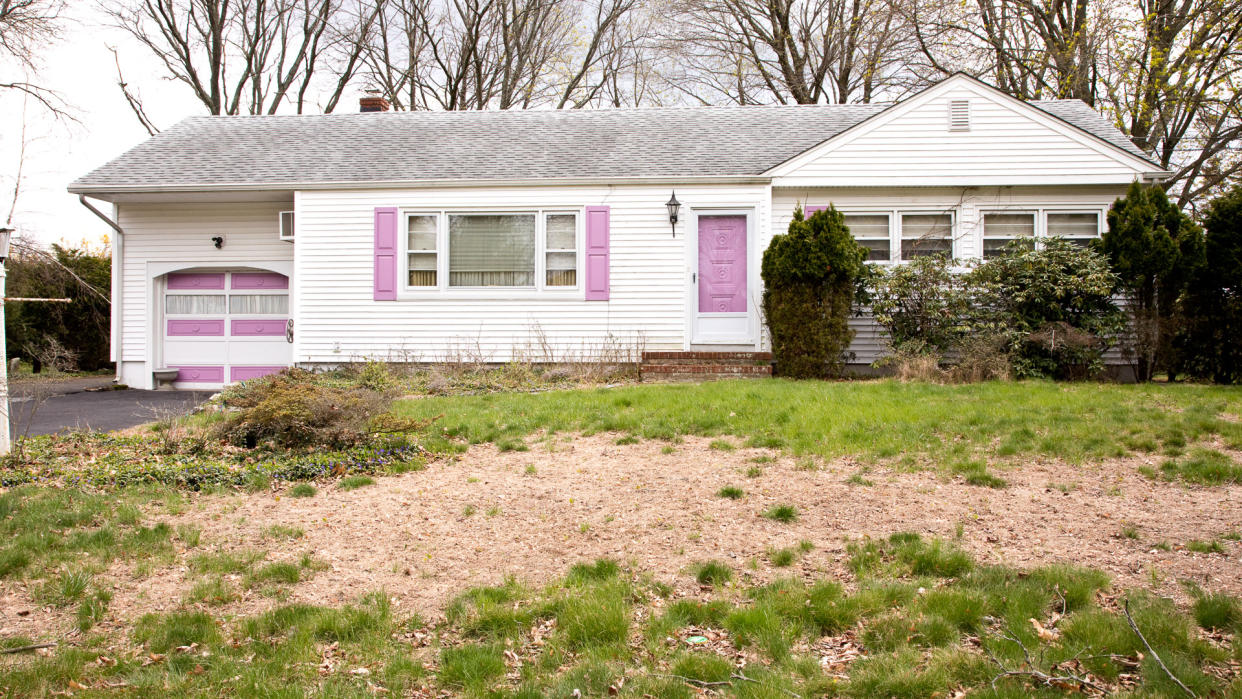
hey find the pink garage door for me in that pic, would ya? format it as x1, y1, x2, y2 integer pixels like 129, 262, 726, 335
698, 215, 748, 313
163, 270, 292, 386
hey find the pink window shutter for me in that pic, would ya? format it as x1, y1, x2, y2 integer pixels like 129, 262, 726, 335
804, 205, 829, 216
584, 206, 610, 301
374, 207, 398, 301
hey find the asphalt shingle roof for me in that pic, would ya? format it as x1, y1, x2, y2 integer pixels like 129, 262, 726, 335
68, 99, 1153, 192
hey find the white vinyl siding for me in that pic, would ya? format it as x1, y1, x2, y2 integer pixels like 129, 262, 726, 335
294, 183, 771, 363
771, 81, 1155, 187
115, 201, 294, 380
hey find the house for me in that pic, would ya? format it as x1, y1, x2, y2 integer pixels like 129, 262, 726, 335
69, 74, 1166, 390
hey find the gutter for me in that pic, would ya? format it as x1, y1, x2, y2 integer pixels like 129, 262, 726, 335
67, 174, 775, 197
77, 195, 124, 383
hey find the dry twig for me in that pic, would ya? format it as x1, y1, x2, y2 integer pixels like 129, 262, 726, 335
1123, 599, 1196, 697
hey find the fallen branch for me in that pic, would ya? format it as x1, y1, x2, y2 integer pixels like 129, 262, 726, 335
986, 629, 1111, 695
1123, 599, 1196, 698
657, 672, 802, 697
0, 642, 56, 654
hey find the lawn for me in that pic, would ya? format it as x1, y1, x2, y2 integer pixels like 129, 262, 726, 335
396, 378, 1242, 465
2, 378, 1242, 697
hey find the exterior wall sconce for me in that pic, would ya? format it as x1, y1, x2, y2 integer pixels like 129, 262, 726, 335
666, 191, 681, 237
212, 236, 224, 249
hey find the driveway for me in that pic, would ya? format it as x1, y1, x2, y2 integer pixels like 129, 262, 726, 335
8, 377, 215, 438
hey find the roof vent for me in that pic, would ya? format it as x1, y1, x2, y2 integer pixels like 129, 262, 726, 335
948, 100, 970, 131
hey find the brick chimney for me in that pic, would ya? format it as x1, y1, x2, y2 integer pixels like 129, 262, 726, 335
360, 92, 390, 112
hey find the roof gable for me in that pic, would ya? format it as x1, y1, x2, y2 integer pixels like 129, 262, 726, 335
765, 73, 1163, 186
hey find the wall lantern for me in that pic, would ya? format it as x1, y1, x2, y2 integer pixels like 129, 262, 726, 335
666, 191, 681, 237
0, 226, 12, 263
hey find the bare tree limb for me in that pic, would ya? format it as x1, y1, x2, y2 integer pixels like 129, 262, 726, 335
1123, 599, 1196, 698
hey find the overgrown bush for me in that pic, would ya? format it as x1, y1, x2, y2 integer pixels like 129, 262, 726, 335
869, 254, 970, 356
761, 206, 867, 378
967, 239, 1124, 379
1101, 182, 1204, 381
215, 368, 423, 449
1180, 185, 1242, 383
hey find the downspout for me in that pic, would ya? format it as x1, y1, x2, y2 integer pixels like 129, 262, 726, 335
77, 195, 124, 384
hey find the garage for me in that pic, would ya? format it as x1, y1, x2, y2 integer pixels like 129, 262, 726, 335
162, 270, 292, 388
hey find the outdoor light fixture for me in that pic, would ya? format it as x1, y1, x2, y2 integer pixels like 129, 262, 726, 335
0, 227, 11, 263
666, 191, 681, 237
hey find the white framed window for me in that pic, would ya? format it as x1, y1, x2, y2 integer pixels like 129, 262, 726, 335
1046, 211, 1102, 247
842, 213, 892, 262
982, 212, 1036, 259
165, 294, 226, 315
402, 210, 580, 292
900, 212, 954, 260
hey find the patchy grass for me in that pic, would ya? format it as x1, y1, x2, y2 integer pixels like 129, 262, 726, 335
336, 475, 375, 491
3, 538, 1239, 697
716, 485, 745, 499
287, 483, 317, 498
693, 560, 733, 586
1152, 448, 1242, 485
763, 504, 799, 523
394, 379, 1242, 465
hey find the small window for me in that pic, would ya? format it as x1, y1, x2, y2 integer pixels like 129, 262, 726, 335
229, 294, 289, 315
982, 212, 1036, 258
165, 294, 226, 315
843, 213, 891, 262
407, 215, 438, 287
279, 211, 295, 241
901, 213, 953, 260
948, 100, 970, 131
1047, 212, 1100, 246
545, 213, 577, 287
448, 214, 537, 287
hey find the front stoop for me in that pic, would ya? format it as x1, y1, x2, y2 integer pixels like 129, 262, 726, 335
640, 351, 774, 382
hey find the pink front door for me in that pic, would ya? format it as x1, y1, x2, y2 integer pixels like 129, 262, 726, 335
698, 215, 748, 313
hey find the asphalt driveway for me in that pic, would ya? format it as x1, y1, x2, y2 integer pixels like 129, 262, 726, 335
8, 378, 214, 438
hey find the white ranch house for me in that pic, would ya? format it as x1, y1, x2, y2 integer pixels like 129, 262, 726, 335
70, 74, 1166, 390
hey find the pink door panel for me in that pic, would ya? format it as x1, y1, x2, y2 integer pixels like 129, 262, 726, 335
172, 366, 225, 383
167, 319, 225, 336
231, 272, 289, 289
231, 366, 285, 382
698, 215, 747, 313
168, 273, 225, 290
231, 319, 288, 337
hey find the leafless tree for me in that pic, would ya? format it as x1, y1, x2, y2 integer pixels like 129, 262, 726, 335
907, 0, 1242, 207
659, 0, 915, 105
0, 0, 70, 115
103, 0, 382, 117
359, 0, 642, 110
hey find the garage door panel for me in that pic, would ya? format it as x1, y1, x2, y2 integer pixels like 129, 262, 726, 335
231, 318, 286, 336
168, 319, 225, 336
171, 365, 226, 383
227, 341, 291, 365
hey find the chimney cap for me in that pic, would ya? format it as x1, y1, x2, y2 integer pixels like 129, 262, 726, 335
359, 94, 391, 113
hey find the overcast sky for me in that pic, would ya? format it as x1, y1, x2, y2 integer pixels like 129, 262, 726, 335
1, 4, 215, 247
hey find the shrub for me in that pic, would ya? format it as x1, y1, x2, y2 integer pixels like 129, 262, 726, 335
215, 368, 427, 449
967, 239, 1124, 379
1180, 185, 1242, 383
870, 254, 970, 356
1102, 182, 1204, 381
761, 206, 867, 378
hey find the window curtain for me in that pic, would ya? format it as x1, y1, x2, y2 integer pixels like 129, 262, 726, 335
449, 214, 536, 287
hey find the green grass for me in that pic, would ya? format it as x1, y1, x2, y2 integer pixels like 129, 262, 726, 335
717, 485, 744, 499
336, 475, 375, 491
287, 483, 317, 497
1186, 539, 1225, 554
4, 539, 1237, 698
392, 379, 1242, 464
693, 560, 733, 586
1154, 448, 1242, 485
763, 504, 799, 523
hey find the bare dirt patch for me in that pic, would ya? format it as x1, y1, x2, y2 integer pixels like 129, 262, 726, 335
11, 434, 1242, 640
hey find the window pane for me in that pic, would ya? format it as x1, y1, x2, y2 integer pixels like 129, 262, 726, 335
229, 294, 289, 315
408, 252, 437, 287
166, 294, 225, 315
546, 214, 576, 250
860, 239, 891, 261
546, 251, 576, 287
449, 214, 536, 287
983, 237, 1034, 259
983, 213, 1035, 238
1047, 213, 1099, 238
843, 214, 889, 239
901, 213, 952, 260
408, 215, 437, 251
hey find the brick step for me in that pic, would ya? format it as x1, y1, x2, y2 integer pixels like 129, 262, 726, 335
641, 363, 772, 375
642, 351, 773, 361
641, 371, 771, 382
642, 357, 772, 367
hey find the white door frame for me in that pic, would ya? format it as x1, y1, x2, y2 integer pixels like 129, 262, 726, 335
685, 207, 759, 347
